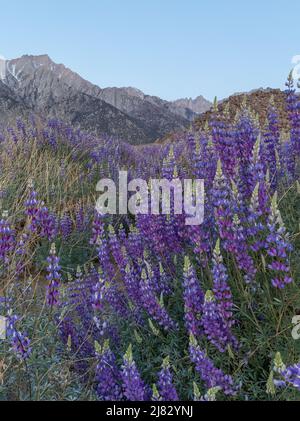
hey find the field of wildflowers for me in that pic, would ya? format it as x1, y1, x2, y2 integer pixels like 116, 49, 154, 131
0, 75, 299, 401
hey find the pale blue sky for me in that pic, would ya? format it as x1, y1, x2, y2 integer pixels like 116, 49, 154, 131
1, 0, 299, 101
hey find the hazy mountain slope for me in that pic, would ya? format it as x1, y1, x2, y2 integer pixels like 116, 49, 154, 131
2, 55, 209, 143
99, 86, 191, 139
0, 80, 35, 127
168, 95, 212, 120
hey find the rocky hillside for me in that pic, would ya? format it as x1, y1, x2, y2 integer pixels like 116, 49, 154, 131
194, 88, 289, 131
0, 54, 211, 144
158, 88, 290, 144
0, 81, 34, 127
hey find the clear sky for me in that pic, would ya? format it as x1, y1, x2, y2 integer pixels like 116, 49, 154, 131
0, 0, 299, 101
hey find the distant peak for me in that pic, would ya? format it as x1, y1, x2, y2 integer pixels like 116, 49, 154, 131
9, 54, 54, 67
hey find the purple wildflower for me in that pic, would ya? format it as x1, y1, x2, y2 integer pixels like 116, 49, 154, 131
121, 344, 148, 401
156, 357, 179, 401
0, 211, 15, 264
189, 334, 236, 395
182, 256, 204, 336
95, 340, 123, 401
140, 268, 177, 331
46, 243, 61, 307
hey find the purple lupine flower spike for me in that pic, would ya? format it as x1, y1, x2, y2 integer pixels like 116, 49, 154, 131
189, 334, 236, 395
182, 256, 204, 336
6, 310, 31, 360
24, 180, 40, 232
121, 344, 148, 401
212, 239, 236, 327
46, 243, 61, 307
0, 211, 15, 265
95, 340, 123, 401
265, 192, 293, 289
140, 268, 177, 331
156, 356, 179, 401
202, 290, 238, 353
60, 212, 73, 239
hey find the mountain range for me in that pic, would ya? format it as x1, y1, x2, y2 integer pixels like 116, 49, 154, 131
0, 54, 212, 144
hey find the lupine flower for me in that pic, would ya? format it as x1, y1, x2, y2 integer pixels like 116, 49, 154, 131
156, 357, 179, 401
140, 268, 177, 331
60, 212, 73, 239
95, 340, 123, 400
182, 256, 204, 336
108, 224, 125, 268
263, 97, 280, 188
90, 211, 104, 245
6, 311, 31, 360
246, 183, 267, 252
274, 363, 300, 391
202, 291, 238, 352
24, 181, 40, 232
92, 278, 106, 312
189, 334, 236, 395
39, 206, 57, 240
211, 160, 236, 249
265, 193, 293, 289
285, 72, 300, 159
272, 352, 300, 391
121, 344, 149, 401
0, 211, 15, 264
46, 243, 61, 307
75, 206, 85, 232
212, 239, 235, 325
231, 214, 257, 285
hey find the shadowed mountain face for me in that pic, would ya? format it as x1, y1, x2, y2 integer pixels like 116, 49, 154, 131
0, 81, 34, 128
0, 54, 211, 144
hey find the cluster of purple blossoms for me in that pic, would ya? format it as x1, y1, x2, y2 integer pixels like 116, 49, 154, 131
231, 214, 257, 285
274, 363, 300, 391
24, 183, 57, 240
189, 334, 236, 395
211, 160, 235, 246
156, 357, 178, 401
265, 194, 293, 289
263, 98, 280, 188
212, 239, 235, 326
92, 278, 106, 312
202, 291, 238, 353
246, 182, 267, 253
90, 211, 104, 245
140, 268, 177, 331
24, 184, 40, 232
182, 256, 204, 336
0, 211, 15, 265
95, 340, 123, 400
60, 212, 73, 239
272, 352, 300, 392
121, 344, 149, 401
38, 206, 57, 241
46, 243, 61, 307
285, 72, 300, 158
6, 311, 31, 360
